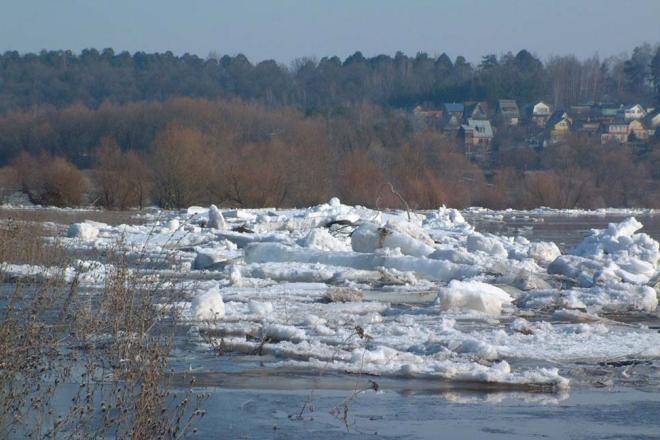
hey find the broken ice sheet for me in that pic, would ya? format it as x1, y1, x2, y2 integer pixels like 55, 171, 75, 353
44, 199, 660, 392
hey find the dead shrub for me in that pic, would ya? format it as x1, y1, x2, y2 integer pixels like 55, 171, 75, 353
11, 151, 88, 207
0, 228, 205, 438
92, 136, 152, 209
223, 141, 290, 207
150, 123, 216, 208
524, 168, 596, 208
0, 219, 68, 266
338, 149, 388, 207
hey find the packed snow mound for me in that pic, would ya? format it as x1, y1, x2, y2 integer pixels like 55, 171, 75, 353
67, 222, 103, 240
548, 217, 659, 287
351, 222, 435, 257
190, 287, 225, 321
436, 280, 513, 315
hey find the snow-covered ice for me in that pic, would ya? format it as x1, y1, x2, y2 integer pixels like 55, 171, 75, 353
22, 198, 660, 392
549, 217, 659, 287
67, 221, 103, 240
190, 286, 225, 320
436, 280, 513, 315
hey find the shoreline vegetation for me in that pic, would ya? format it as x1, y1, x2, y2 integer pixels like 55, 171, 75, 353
0, 212, 207, 438
0, 97, 657, 211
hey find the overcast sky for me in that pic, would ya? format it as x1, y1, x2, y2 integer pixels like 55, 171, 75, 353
2, 0, 659, 64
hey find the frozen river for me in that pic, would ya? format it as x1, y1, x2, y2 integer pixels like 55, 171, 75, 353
2, 202, 659, 438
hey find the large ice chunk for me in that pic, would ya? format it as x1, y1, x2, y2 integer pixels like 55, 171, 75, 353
67, 222, 102, 240
351, 222, 435, 257
208, 204, 228, 230
190, 287, 225, 320
527, 241, 561, 266
436, 280, 513, 315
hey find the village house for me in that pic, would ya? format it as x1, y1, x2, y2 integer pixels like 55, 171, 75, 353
442, 102, 465, 131
496, 99, 520, 126
463, 102, 489, 122
628, 119, 652, 141
459, 118, 494, 159
598, 110, 656, 144
409, 98, 657, 148
601, 122, 629, 144
546, 110, 572, 143
531, 101, 551, 127
624, 104, 646, 121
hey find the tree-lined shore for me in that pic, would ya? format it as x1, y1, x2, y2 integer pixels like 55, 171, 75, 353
1, 98, 657, 209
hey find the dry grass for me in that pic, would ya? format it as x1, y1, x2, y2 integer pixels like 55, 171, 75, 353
0, 218, 68, 266
0, 219, 205, 438
0, 207, 148, 227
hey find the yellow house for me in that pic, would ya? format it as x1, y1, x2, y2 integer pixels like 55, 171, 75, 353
601, 122, 629, 144
628, 119, 649, 140
547, 111, 572, 142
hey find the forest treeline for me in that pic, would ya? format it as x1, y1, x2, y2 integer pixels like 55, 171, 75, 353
1, 44, 659, 114
0, 98, 657, 209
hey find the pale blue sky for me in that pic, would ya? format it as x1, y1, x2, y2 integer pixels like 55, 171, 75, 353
1, 0, 659, 63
